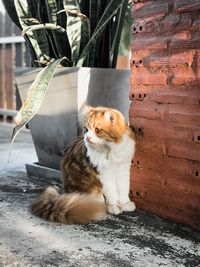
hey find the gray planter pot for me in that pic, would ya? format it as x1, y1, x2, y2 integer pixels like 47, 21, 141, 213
15, 67, 130, 180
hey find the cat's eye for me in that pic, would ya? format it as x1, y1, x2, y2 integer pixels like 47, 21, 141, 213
95, 127, 101, 133
83, 127, 88, 133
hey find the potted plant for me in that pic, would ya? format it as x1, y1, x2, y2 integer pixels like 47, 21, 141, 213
4, 0, 132, 179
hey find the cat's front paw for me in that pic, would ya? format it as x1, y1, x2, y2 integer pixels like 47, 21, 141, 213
107, 204, 123, 215
122, 201, 136, 212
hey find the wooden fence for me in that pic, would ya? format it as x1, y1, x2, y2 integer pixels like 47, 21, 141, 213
0, 11, 31, 121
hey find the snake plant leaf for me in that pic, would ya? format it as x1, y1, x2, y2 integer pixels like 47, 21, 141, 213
118, 2, 132, 56
44, 0, 71, 61
110, 0, 129, 67
76, 0, 124, 67
2, 0, 22, 28
86, 0, 99, 67
45, 0, 57, 24
22, 23, 66, 35
9, 57, 66, 159
56, 0, 67, 29
65, 0, 82, 64
14, 0, 52, 64
79, 14, 90, 66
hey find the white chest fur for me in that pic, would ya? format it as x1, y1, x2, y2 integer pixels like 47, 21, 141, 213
85, 133, 136, 174
85, 132, 136, 212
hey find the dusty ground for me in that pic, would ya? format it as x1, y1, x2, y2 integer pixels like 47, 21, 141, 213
0, 123, 200, 267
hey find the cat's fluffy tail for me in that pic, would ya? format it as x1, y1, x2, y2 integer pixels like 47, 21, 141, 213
31, 186, 106, 224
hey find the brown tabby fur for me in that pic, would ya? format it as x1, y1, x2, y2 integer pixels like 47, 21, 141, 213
61, 137, 102, 194
31, 136, 106, 224
31, 187, 106, 224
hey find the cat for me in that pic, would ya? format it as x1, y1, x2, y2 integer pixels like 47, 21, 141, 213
31, 106, 136, 224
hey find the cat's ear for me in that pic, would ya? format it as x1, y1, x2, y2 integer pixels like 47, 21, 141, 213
79, 105, 92, 127
80, 105, 94, 118
104, 111, 116, 124
81, 105, 92, 115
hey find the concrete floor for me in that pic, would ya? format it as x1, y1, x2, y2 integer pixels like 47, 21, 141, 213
0, 123, 200, 267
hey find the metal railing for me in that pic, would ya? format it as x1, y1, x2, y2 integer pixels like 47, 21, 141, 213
0, 11, 31, 121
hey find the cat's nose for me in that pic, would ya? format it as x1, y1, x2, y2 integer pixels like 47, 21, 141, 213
86, 136, 92, 143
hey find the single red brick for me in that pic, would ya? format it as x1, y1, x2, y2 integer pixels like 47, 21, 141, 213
163, 14, 181, 29
132, 149, 200, 178
147, 50, 195, 68
132, 19, 159, 35
174, 31, 192, 40
132, 37, 168, 50
130, 101, 165, 120
133, 1, 169, 19
171, 68, 197, 85
134, 138, 167, 155
131, 50, 150, 62
130, 84, 200, 96
168, 142, 200, 161
131, 161, 200, 195
148, 88, 200, 105
174, 0, 200, 13
131, 68, 167, 85
168, 104, 200, 125
133, 2, 147, 13
131, 168, 165, 189
131, 181, 199, 208
130, 117, 198, 143
197, 53, 200, 66
192, 19, 200, 31
185, 203, 200, 216
164, 175, 200, 195
171, 38, 200, 51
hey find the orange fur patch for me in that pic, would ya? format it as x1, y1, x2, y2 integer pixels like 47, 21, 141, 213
86, 107, 126, 143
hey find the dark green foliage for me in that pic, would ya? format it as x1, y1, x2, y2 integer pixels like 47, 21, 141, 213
3, 0, 131, 68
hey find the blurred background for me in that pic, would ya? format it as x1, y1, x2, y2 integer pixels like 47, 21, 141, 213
0, 0, 31, 121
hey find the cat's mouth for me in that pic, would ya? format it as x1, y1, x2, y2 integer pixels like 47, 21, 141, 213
85, 136, 95, 144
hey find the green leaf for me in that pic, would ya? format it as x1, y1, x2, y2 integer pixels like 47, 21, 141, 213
22, 23, 66, 35
59, 1, 90, 64
45, 0, 57, 24
79, 14, 90, 66
14, 0, 52, 63
110, 0, 129, 67
118, 2, 132, 56
9, 57, 66, 159
2, 0, 22, 28
44, 0, 71, 61
64, 0, 83, 64
76, 0, 124, 67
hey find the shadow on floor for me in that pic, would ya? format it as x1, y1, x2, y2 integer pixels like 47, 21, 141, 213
0, 123, 199, 267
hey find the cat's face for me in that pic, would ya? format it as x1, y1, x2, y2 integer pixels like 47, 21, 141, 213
83, 107, 126, 146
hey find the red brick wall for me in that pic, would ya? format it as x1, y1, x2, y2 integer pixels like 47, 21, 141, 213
130, 0, 200, 228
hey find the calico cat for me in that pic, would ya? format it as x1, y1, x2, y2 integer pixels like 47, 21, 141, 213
31, 106, 136, 224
